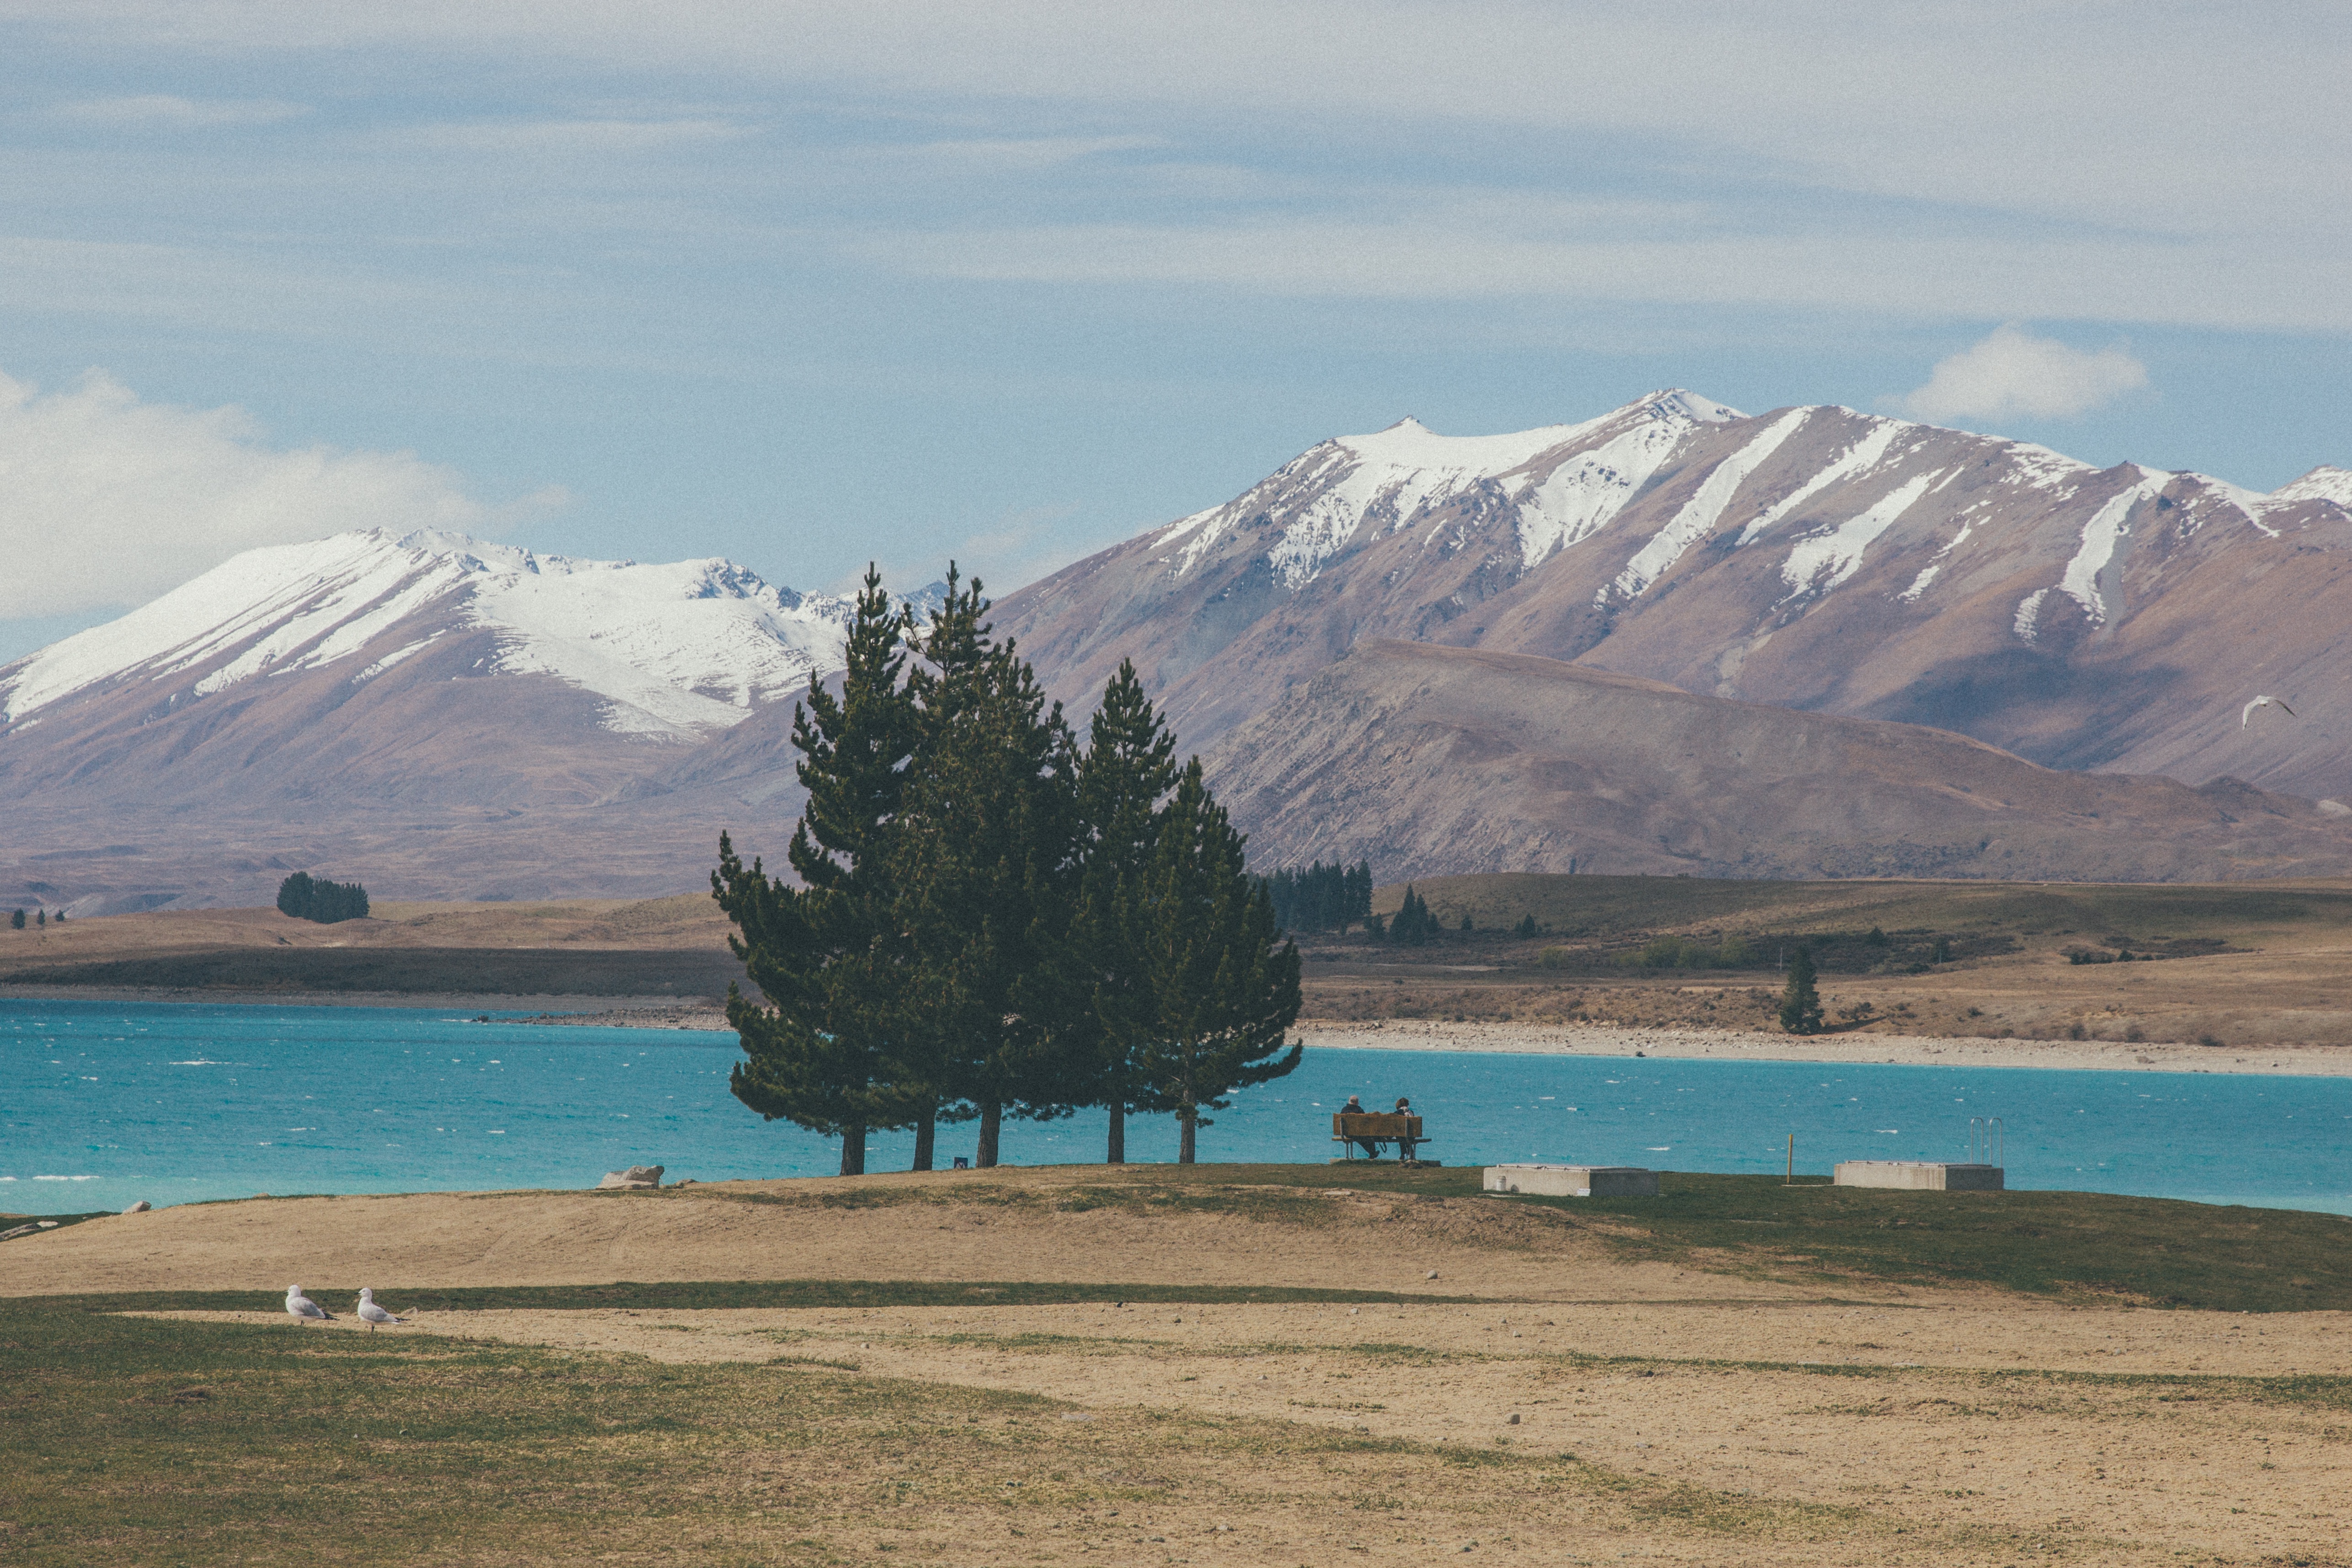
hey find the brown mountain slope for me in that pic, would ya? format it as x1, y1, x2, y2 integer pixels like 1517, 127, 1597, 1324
1202, 640, 2352, 882
993, 394, 2352, 800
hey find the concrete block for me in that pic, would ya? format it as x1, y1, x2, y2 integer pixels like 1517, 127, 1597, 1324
1833, 1161, 2004, 1192
1484, 1164, 1660, 1198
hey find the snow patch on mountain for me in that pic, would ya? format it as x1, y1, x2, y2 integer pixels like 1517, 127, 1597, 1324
0, 529, 856, 734
1898, 521, 1974, 604
2058, 468, 2169, 626
1518, 392, 1738, 570
1734, 418, 1905, 548
1780, 469, 1945, 601
1609, 407, 1809, 600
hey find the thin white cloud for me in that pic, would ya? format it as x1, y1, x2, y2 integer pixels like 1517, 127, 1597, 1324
54, 94, 308, 128
0, 367, 563, 621
850, 219, 2352, 333
390, 117, 751, 153
1902, 325, 2149, 423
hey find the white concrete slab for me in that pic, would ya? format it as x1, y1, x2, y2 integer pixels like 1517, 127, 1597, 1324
1833, 1161, 2004, 1192
1484, 1164, 1660, 1198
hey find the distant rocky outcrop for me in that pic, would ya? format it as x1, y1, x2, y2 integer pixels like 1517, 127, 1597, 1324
1204, 641, 2352, 883
595, 1165, 664, 1191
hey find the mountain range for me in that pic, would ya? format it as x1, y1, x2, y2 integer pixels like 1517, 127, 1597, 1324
992, 391, 2352, 798
0, 530, 909, 911
5, 392, 2349, 911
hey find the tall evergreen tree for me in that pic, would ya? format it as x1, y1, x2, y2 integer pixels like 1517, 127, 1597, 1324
10, 908, 23, 930
1779, 944, 1824, 1035
1128, 760, 1303, 1163
887, 570, 1082, 1168
711, 565, 918, 1176
1070, 659, 1180, 1164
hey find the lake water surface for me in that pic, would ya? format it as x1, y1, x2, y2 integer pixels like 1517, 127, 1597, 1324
8, 997, 2350, 1213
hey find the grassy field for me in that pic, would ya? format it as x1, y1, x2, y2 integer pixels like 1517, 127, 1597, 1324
12, 1170, 2352, 1564
0, 1293, 1999, 1568
1366, 872, 2352, 945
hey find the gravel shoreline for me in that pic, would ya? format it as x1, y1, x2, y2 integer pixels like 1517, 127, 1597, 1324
1299, 1018, 2352, 1076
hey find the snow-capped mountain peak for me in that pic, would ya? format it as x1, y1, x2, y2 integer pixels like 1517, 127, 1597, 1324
2271, 465, 2352, 508
0, 528, 859, 736
1155, 388, 1753, 590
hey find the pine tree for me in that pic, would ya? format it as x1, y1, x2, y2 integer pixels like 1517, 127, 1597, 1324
9, 909, 22, 931
887, 570, 1082, 1169
1129, 760, 1303, 1163
1779, 944, 1824, 1035
36, 909, 45, 928
712, 565, 918, 1176
1389, 886, 1437, 945
1070, 659, 1179, 1164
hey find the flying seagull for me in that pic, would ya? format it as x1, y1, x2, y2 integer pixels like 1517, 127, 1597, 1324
285, 1284, 333, 1324
2242, 695, 2299, 729
356, 1288, 407, 1333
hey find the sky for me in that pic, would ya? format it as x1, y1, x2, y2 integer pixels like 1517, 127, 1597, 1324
1, 1, 2347, 660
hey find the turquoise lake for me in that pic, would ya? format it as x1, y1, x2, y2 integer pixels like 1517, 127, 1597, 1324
7, 997, 2351, 1213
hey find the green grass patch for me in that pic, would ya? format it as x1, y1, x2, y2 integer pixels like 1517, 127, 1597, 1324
0, 1296, 1957, 1565
1502, 1172, 2352, 1311
1009, 1163, 2352, 1311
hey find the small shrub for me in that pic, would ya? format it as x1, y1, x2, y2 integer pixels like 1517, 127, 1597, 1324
2198, 1033, 2224, 1049
2067, 1022, 2087, 1041
2125, 1025, 2144, 1043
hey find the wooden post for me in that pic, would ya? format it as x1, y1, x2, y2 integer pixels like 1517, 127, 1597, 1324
1785, 1133, 1794, 1186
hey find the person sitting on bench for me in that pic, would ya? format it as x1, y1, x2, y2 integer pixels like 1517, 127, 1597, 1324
1342, 1095, 1380, 1156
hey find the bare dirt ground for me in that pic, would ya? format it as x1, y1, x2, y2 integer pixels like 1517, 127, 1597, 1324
0, 1171, 1766, 1302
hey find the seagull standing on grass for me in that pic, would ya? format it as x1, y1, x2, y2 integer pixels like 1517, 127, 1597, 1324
2243, 695, 2298, 728
284, 1284, 333, 1325
356, 1288, 407, 1333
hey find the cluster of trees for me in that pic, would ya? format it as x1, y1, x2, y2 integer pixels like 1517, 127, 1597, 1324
1383, 885, 1447, 944
277, 872, 370, 924
9, 908, 63, 929
711, 567, 1303, 1175
1255, 861, 1372, 934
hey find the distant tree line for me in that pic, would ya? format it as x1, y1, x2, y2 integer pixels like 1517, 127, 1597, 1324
9, 907, 65, 929
1255, 860, 1372, 934
712, 567, 1303, 1175
277, 872, 370, 924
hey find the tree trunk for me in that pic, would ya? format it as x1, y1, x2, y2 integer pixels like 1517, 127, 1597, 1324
1178, 1102, 1197, 1165
912, 1110, 936, 1172
839, 1123, 866, 1177
977, 1100, 1002, 1168
1106, 1101, 1126, 1165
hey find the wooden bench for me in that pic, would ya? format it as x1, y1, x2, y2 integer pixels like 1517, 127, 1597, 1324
1331, 1112, 1434, 1165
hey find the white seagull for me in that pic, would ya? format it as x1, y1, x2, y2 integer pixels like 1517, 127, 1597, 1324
284, 1284, 333, 1324
356, 1288, 407, 1333
2243, 695, 2298, 729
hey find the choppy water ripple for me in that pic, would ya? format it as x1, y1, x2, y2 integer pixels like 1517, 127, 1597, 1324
5, 998, 2348, 1212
